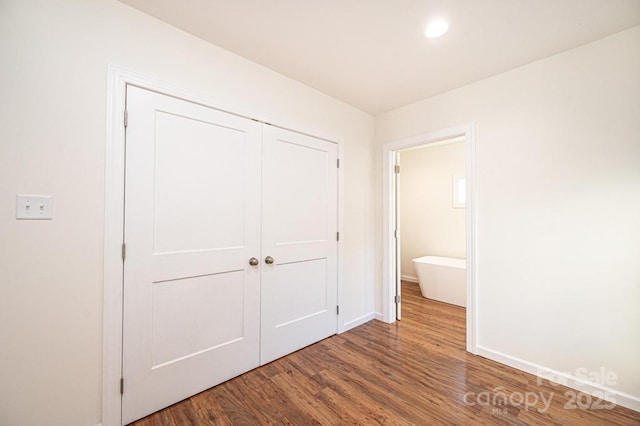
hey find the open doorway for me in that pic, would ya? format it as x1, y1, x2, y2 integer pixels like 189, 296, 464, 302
382, 124, 477, 353
397, 136, 466, 316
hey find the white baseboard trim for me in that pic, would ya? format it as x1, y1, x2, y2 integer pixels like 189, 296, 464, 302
476, 346, 640, 413
400, 275, 419, 283
341, 312, 375, 332
373, 312, 384, 322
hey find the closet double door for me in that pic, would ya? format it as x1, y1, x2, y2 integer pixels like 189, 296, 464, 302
122, 86, 338, 424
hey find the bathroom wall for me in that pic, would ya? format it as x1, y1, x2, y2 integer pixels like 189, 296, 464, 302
399, 141, 466, 280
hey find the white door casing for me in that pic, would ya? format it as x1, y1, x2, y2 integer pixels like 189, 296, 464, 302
122, 86, 262, 423
394, 152, 402, 320
260, 125, 339, 365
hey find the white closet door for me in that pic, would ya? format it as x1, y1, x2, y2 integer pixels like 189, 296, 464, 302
122, 86, 262, 424
260, 125, 338, 365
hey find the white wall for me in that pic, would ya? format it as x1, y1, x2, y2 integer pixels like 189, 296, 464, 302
400, 141, 466, 280
376, 26, 640, 402
0, 1, 375, 425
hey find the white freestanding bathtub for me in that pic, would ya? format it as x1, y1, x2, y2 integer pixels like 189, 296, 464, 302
412, 256, 466, 307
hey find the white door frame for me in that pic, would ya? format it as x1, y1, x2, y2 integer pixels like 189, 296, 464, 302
103, 65, 344, 426
381, 123, 477, 354
393, 151, 402, 320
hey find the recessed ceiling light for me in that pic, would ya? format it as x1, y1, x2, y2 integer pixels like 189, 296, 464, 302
425, 19, 449, 39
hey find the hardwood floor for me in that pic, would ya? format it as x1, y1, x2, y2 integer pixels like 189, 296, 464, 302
132, 282, 640, 425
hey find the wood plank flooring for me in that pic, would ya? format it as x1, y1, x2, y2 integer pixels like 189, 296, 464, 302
132, 282, 640, 425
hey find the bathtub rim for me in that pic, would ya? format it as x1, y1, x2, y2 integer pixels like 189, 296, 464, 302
412, 255, 466, 269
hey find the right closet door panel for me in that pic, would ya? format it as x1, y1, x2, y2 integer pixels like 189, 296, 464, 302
260, 125, 339, 365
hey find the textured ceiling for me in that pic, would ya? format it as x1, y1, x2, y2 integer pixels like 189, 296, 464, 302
119, 0, 640, 115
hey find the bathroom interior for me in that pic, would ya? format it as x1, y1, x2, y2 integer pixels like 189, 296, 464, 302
398, 136, 467, 322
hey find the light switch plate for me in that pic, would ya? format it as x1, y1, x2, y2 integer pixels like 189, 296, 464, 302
16, 194, 53, 220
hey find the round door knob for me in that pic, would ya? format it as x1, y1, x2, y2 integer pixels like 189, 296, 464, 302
249, 257, 259, 266
264, 256, 275, 265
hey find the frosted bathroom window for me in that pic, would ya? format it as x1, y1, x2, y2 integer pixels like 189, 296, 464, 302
453, 175, 466, 208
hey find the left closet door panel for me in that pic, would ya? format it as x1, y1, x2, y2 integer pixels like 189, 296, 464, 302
122, 86, 262, 424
